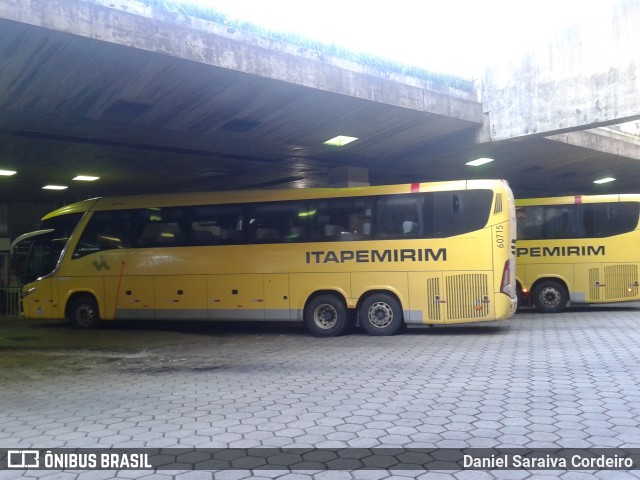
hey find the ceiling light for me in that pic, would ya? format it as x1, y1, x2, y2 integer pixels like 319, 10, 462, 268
0, 169, 17, 176
593, 177, 615, 184
324, 135, 358, 147
42, 185, 68, 190
73, 175, 100, 181
466, 157, 494, 167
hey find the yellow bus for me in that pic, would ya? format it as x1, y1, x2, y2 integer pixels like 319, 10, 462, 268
15, 180, 516, 336
516, 194, 640, 313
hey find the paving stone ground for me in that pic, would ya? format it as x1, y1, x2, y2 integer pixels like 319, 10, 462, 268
1, 304, 640, 480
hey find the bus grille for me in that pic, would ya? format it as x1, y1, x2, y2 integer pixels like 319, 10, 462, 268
604, 264, 639, 300
446, 273, 489, 320
589, 267, 600, 300
493, 194, 503, 214
426, 277, 441, 321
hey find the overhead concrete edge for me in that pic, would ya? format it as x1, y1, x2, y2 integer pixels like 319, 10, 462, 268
0, 0, 483, 124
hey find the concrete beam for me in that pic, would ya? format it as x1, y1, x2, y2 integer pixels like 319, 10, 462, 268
0, 0, 483, 124
481, 0, 640, 141
547, 127, 640, 160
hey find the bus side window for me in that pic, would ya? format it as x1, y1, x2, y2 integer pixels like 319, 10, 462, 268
139, 222, 185, 247
247, 201, 307, 244
541, 206, 584, 239
315, 198, 374, 241
591, 202, 640, 237
375, 196, 420, 239
134, 208, 187, 248
190, 204, 244, 245
73, 211, 133, 259
517, 206, 545, 240
432, 190, 493, 237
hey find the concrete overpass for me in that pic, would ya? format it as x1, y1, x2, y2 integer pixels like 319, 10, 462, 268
0, 0, 639, 217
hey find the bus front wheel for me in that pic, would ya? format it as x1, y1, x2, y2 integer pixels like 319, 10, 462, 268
358, 293, 403, 336
532, 281, 568, 314
68, 295, 101, 329
304, 294, 348, 337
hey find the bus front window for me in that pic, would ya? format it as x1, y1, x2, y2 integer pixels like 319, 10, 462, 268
26, 235, 68, 283
12, 212, 84, 285
12, 233, 68, 284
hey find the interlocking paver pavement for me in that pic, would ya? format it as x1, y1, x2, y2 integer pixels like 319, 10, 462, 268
2, 305, 640, 479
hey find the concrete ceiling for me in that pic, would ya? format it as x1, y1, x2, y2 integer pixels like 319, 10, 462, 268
1, 17, 638, 204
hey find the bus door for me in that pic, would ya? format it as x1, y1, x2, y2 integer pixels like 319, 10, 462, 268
207, 274, 265, 321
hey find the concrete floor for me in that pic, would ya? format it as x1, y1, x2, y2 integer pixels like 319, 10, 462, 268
1, 305, 640, 480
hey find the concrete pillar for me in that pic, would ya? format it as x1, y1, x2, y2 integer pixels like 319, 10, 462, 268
481, 0, 640, 141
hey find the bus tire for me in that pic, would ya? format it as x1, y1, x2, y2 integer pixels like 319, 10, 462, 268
532, 280, 568, 314
304, 294, 348, 337
358, 293, 403, 336
516, 285, 524, 311
68, 295, 101, 329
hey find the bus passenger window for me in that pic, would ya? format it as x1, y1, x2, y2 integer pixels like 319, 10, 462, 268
190, 204, 244, 245
133, 207, 187, 248
313, 198, 374, 241
591, 202, 640, 237
139, 222, 185, 247
73, 210, 134, 258
376, 196, 420, 239
247, 201, 307, 244
432, 190, 492, 237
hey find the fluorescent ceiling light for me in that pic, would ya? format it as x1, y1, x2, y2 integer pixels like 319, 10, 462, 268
0, 169, 17, 176
42, 185, 68, 190
466, 157, 494, 167
324, 135, 358, 147
73, 175, 100, 181
593, 177, 616, 184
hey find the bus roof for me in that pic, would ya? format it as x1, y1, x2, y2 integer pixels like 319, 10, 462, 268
41, 198, 100, 220
516, 194, 640, 206
42, 180, 511, 216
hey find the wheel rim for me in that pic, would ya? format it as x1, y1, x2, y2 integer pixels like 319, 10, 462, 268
75, 304, 95, 327
539, 287, 561, 308
313, 304, 338, 330
367, 301, 393, 328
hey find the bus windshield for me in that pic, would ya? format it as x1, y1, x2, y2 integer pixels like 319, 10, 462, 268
12, 212, 84, 284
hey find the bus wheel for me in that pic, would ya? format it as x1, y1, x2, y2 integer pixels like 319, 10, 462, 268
68, 296, 101, 329
532, 281, 568, 314
305, 294, 348, 337
359, 293, 403, 336
516, 286, 524, 311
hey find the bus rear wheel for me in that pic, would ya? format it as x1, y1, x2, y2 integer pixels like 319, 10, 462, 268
532, 280, 568, 314
68, 295, 101, 329
304, 294, 348, 337
358, 293, 403, 336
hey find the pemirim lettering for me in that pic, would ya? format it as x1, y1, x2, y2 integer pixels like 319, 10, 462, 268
516, 245, 605, 257
306, 248, 447, 264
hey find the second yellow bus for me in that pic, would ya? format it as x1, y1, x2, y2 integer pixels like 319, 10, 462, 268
516, 194, 640, 313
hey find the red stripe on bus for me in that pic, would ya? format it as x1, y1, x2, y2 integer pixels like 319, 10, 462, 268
575, 196, 582, 204
411, 183, 420, 192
